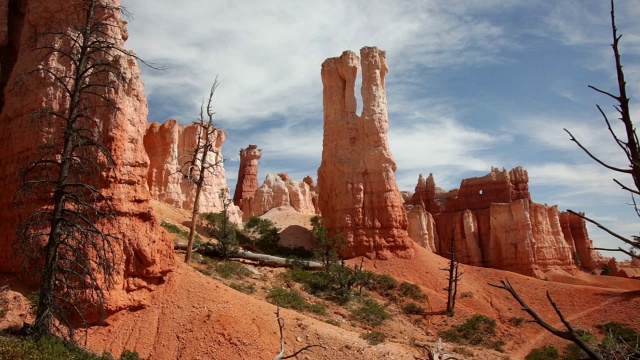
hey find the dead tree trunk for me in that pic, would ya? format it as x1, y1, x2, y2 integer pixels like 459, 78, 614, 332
442, 228, 463, 315
181, 78, 223, 263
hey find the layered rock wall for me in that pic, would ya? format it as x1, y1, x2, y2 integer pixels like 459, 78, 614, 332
406, 167, 604, 278
317, 47, 414, 259
242, 173, 317, 221
144, 120, 242, 224
0, 0, 174, 312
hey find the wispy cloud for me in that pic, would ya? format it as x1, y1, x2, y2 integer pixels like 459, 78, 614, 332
124, 1, 640, 259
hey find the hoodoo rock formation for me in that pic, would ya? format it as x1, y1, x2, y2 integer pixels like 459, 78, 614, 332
241, 173, 318, 221
0, 0, 174, 313
317, 47, 414, 260
233, 144, 262, 208
407, 167, 606, 278
559, 211, 607, 270
144, 120, 242, 224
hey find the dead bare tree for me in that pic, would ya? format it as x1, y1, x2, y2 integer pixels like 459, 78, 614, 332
179, 78, 224, 263
273, 306, 325, 360
441, 228, 463, 315
489, 279, 603, 360
564, 0, 640, 261
13, 0, 147, 341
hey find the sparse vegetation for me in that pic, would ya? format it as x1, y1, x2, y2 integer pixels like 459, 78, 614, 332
202, 191, 239, 259
526, 345, 560, 360
361, 331, 386, 345
398, 282, 425, 300
402, 302, 425, 315
267, 287, 310, 311
229, 282, 256, 294
0, 336, 143, 359
366, 274, 398, 297
161, 221, 203, 244
460, 291, 473, 299
214, 261, 252, 279
509, 316, 525, 327
440, 314, 505, 351
351, 299, 390, 326
196, 268, 213, 276
597, 322, 640, 359
267, 287, 326, 315
601, 263, 612, 276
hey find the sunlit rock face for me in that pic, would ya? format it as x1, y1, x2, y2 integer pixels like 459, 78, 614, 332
317, 47, 414, 260
406, 167, 609, 278
0, 0, 174, 314
233, 144, 262, 209
241, 173, 318, 221
559, 211, 607, 270
144, 120, 242, 224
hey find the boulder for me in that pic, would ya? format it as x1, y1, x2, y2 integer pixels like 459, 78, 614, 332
144, 120, 242, 224
317, 47, 414, 260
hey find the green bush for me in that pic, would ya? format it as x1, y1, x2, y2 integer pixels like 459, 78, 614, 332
597, 322, 639, 346
509, 317, 525, 327
352, 299, 390, 326
229, 282, 256, 294
161, 221, 202, 243
361, 331, 386, 345
202, 212, 239, 259
283, 264, 364, 305
267, 287, 309, 311
402, 302, 425, 315
398, 282, 425, 300
0, 336, 143, 359
525, 345, 560, 360
267, 287, 326, 315
440, 314, 505, 351
367, 274, 397, 297
215, 261, 252, 279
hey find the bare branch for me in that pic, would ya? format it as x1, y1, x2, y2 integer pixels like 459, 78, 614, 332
489, 279, 603, 360
564, 128, 631, 174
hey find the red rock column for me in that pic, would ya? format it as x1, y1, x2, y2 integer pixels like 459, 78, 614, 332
0, 0, 174, 312
317, 47, 414, 260
233, 144, 262, 208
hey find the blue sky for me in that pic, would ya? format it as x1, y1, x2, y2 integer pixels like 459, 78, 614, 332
122, 1, 640, 260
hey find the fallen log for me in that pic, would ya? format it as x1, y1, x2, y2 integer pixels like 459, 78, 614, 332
174, 242, 323, 270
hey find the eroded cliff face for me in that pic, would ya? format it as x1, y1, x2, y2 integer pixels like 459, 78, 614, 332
0, 0, 174, 313
406, 167, 605, 278
242, 173, 317, 221
144, 120, 242, 224
406, 206, 438, 252
317, 47, 414, 260
233, 144, 262, 209
559, 211, 607, 270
